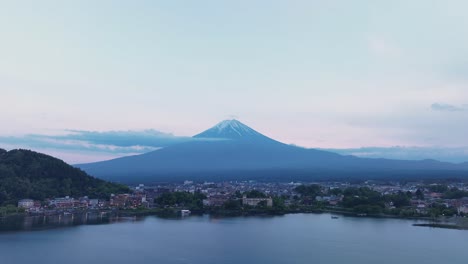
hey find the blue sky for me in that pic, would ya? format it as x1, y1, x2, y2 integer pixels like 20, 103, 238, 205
1, 1, 468, 163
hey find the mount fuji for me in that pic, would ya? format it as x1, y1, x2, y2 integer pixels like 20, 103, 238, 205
77, 120, 468, 183
193, 119, 274, 141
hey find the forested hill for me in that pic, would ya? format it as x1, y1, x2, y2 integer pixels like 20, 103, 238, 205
0, 148, 129, 206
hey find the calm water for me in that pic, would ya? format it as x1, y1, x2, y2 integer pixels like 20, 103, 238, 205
0, 213, 467, 264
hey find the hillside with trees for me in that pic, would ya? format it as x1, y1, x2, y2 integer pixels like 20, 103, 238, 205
0, 149, 129, 206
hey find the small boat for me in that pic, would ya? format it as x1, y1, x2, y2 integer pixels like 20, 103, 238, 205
331, 216, 339, 219
181, 210, 191, 217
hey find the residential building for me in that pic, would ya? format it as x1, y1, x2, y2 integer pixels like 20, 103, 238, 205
18, 199, 34, 209
242, 196, 273, 207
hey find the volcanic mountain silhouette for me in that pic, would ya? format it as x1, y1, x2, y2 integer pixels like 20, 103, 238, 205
78, 120, 468, 183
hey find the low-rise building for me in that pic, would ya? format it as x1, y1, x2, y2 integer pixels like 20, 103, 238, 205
89, 199, 99, 208
203, 195, 229, 207
458, 205, 468, 214
49, 197, 75, 208
242, 196, 273, 207
18, 199, 34, 209
110, 194, 129, 208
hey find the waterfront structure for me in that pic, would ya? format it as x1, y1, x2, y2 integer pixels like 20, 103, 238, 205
242, 196, 273, 207
203, 195, 230, 207
18, 199, 34, 209
458, 205, 468, 214
49, 197, 75, 208
89, 199, 99, 208
181, 209, 191, 216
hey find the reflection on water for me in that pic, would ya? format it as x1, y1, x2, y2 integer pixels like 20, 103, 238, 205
1, 213, 468, 264
0, 213, 144, 232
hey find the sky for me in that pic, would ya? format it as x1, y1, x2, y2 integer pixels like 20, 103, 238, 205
1, 0, 468, 163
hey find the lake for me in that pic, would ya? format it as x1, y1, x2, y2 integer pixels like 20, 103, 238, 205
0, 213, 467, 264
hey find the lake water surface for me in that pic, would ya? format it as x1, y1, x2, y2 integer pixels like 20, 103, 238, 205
0, 213, 467, 264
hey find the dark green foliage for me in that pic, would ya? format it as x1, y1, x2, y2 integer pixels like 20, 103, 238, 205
272, 197, 286, 210
443, 188, 468, 199
234, 190, 242, 198
385, 191, 411, 208
427, 184, 448, 193
223, 199, 242, 210
244, 190, 267, 198
0, 149, 129, 206
294, 184, 322, 197
428, 203, 458, 217
353, 205, 383, 214
415, 189, 424, 200
341, 187, 411, 214
342, 187, 383, 208
155, 191, 206, 210
0, 205, 25, 216
329, 188, 343, 195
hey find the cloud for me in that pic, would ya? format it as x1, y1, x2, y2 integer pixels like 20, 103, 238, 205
324, 146, 468, 163
0, 134, 159, 154
50, 129, 192, 148
0, 129, 196, 163
431, 103, 465, 112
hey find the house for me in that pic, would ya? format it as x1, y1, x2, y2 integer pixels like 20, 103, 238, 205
203, 195, 229, 207
458, 205, 468, 214
18, 199, 34, 209
110, 194, 129, 207
89, 199, 99, 208
316, 195, 342, 205
181, 209, 191, 216
49, 196, 75, 208
242, 195, 273, 207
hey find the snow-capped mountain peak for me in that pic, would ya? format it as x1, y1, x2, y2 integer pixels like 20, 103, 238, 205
193, 119, 271, 140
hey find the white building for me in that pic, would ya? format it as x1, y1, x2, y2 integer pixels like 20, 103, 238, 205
242, 196, 273, 207
181, 209, 191, 216
49, 196, 75, 208
458, 205, 468, 214
89, 199, 99, 207
18, 199, 34, 209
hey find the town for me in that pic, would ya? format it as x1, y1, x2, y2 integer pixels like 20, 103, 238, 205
13, 180, 468, 220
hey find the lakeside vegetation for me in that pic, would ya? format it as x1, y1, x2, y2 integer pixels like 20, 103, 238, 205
2, 185, 468, 231
148, 184, 467, 221
0, 205, 25, 217
0, 149, 129, 206
293, 184, 465, 218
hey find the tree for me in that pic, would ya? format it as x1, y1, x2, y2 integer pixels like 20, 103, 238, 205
415, 189, 424, 200
0, 149, 129, 206
223, 200, 242, 210
294, 184, 322, 197
244, 190, 267, 198
155, 191, 206, 210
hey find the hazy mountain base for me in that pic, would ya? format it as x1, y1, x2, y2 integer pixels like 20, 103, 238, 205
78, 120, 468, 183
94, 168, 468, 184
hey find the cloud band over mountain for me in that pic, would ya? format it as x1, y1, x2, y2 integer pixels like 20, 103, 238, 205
326, 146, 468, 163
2, 127, 468, 164
0, 130, 193, 163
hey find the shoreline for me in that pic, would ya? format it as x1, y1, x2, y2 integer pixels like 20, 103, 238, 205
2, 207, 467, 232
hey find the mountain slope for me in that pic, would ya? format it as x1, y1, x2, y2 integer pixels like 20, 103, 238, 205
78, 120, 468, 183
0, 149, 129, 206
194, 119, 274, 142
